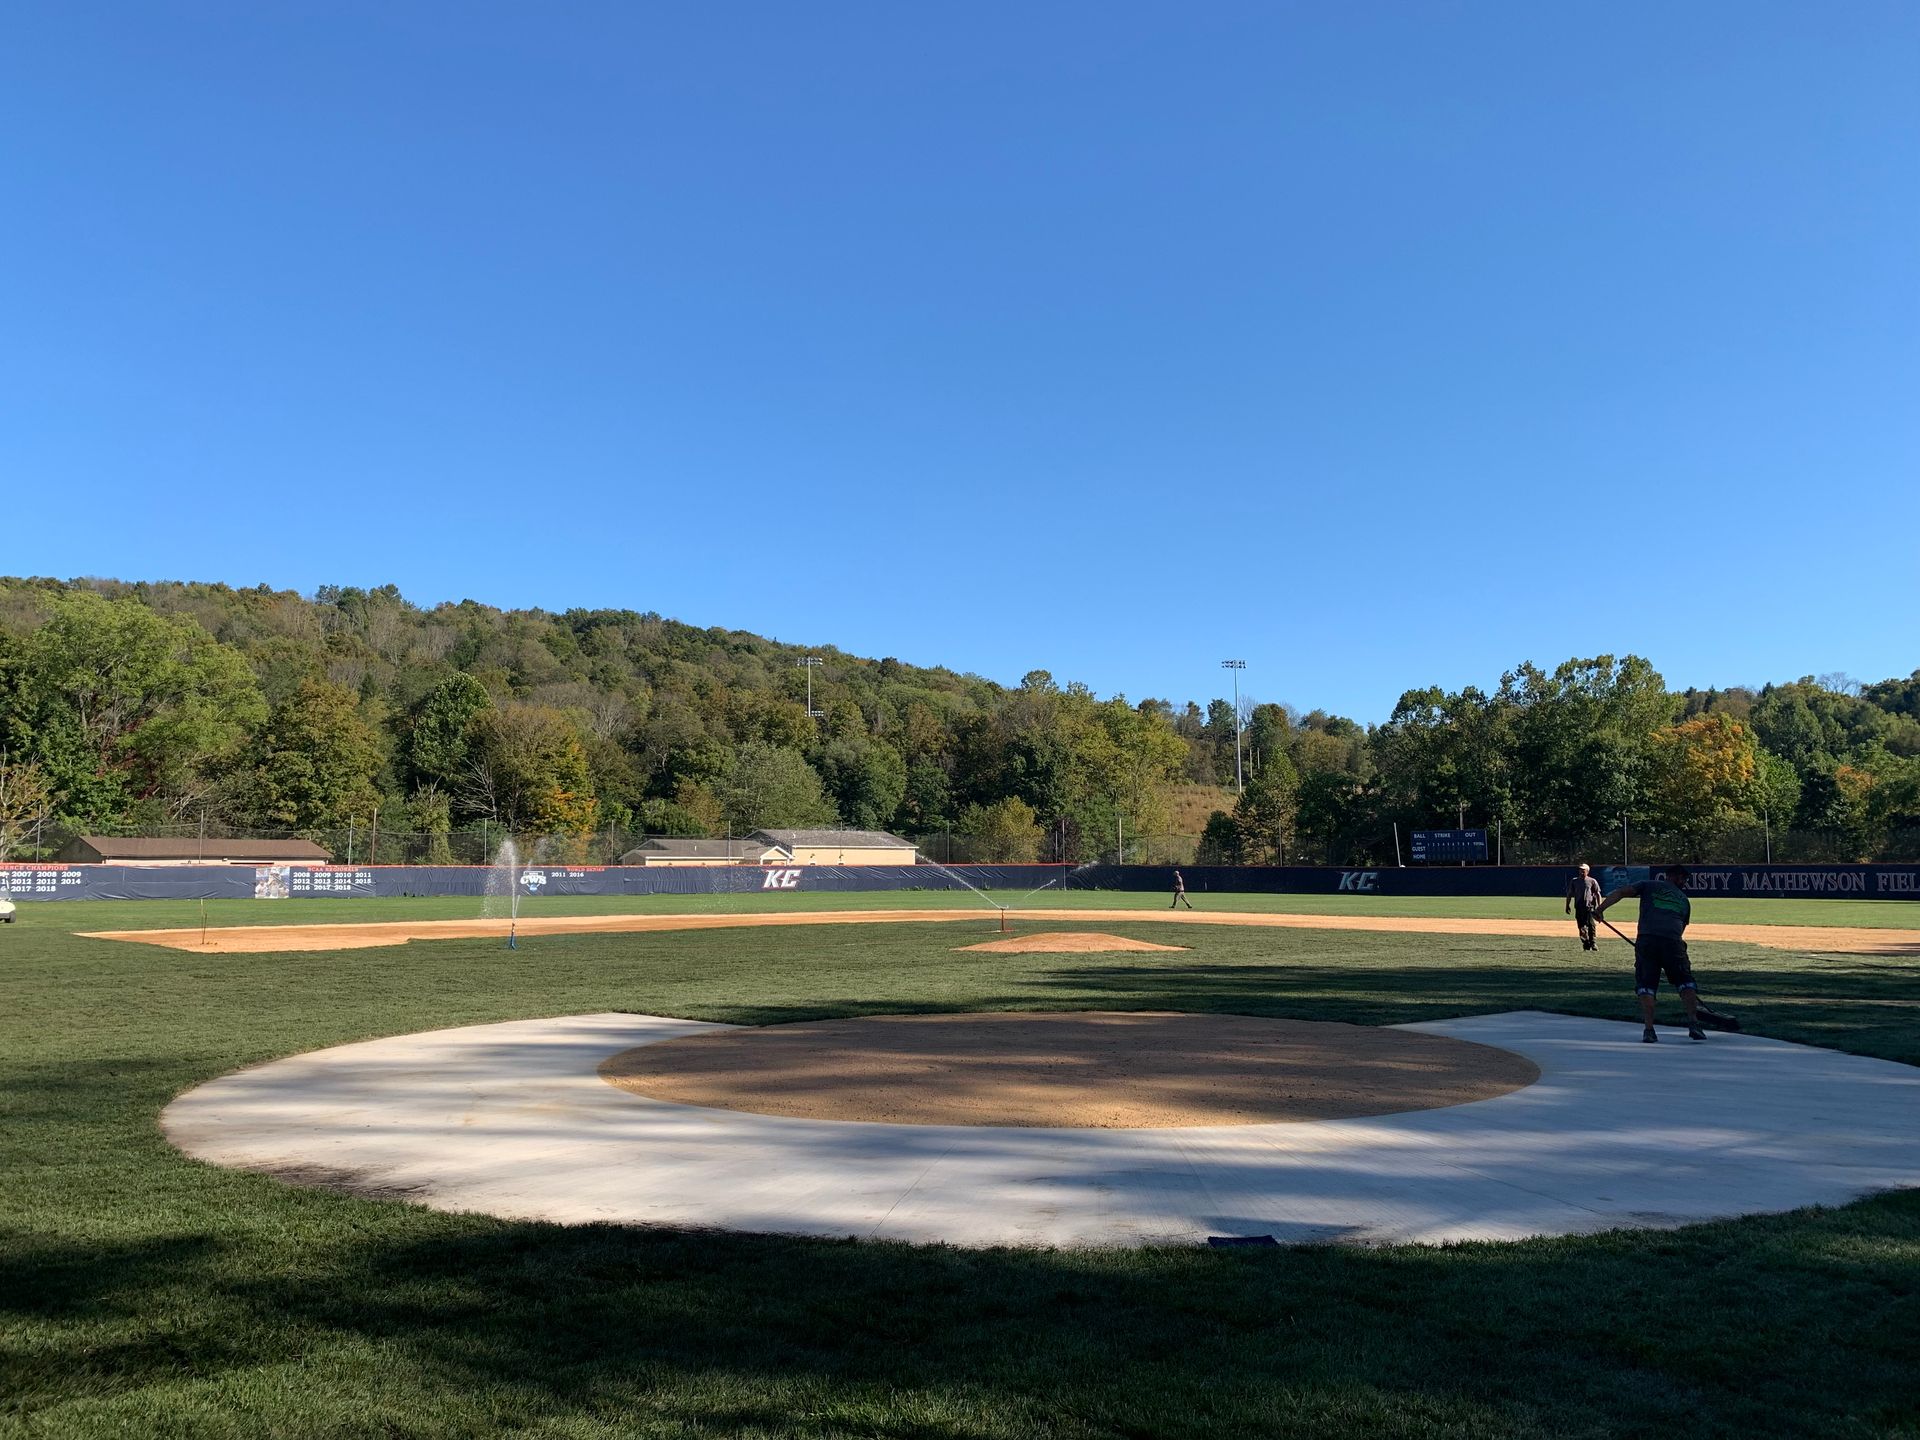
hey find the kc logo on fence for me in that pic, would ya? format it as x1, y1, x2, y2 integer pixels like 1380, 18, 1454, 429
761, 868, 803, 890
1338, 871, 1379, 892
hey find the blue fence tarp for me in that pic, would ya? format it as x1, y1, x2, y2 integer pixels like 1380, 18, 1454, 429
3, 861, 1915, 903
1082, 864, 1920, 900
0, 863, 1071, 902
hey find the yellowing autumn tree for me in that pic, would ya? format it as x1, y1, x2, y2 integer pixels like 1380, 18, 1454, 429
462, 706, 599, 837
1647, 714, 1763, 852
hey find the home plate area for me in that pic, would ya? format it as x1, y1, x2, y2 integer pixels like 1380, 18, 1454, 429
163, 1009, 1920, 1248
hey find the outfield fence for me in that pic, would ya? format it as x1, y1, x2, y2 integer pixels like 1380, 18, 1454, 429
3, 859, 1916, 904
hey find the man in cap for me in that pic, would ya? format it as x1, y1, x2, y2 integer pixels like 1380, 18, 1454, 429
1596, 863, 1706, 1043
1564, 862, 1601, 951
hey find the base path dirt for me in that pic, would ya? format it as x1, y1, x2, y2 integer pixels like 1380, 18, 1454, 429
955, 931, 1188, 954
600, 1011, 1541, 1128
85, 907, 1920, 956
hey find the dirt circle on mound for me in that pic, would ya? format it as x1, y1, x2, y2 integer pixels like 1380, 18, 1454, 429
600, 1011, 1540, 1128
955, 931, 1188, 954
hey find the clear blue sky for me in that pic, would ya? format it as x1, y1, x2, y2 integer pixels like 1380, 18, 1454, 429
4, 3, 1915, 721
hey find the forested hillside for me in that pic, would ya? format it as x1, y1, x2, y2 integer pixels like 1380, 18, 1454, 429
0, 577, 1914, 864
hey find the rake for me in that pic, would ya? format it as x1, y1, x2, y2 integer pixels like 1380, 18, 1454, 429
1595, 914, 1742, 1031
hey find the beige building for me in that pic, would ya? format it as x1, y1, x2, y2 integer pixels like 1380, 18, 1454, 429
618, 837, 791, 868
752, 829, 919, 865
57, 836, 333, 866
618, 830, 919, 867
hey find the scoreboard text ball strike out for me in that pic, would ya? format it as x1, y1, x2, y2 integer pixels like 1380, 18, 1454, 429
1411, 830, 1489, 863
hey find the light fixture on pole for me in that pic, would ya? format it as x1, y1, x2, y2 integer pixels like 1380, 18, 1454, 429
1220, 660, 1246, 793
798, 656, 824, 717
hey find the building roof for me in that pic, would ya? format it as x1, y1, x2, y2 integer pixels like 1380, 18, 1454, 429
65, 836, 333, 861
750, 829, 917, 850
619, 837, 778, 860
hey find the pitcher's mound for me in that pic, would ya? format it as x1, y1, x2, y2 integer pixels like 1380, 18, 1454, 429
956, 931, 1188, 954
602, 1011, 1539, 1128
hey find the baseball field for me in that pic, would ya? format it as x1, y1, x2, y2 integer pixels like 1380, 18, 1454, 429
6, 889, 1919, 1437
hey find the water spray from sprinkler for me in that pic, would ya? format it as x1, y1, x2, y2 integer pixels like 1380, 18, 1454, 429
484, 837, 523, 950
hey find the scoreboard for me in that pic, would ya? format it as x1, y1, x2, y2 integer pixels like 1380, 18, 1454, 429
1410, 828, 1487, 863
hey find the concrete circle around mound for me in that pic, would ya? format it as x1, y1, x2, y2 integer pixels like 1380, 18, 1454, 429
600, 1011, 1540, 1128
162, 1010, 1920, 1249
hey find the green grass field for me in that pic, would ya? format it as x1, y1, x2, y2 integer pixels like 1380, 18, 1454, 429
4, 898, 1918, 1437
23, 886, 1920, 932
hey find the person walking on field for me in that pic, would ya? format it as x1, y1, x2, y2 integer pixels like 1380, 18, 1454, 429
1565, 862, 1602, 951
1596, 863, 1706, 1044
1170, 870, 1193, 909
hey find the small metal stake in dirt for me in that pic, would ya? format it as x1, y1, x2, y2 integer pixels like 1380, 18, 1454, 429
199, 899, 208, 949
999, 907, 1008, 933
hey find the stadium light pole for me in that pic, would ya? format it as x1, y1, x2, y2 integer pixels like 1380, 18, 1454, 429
798, 656, 824, 717
1220, 660, 1246, 793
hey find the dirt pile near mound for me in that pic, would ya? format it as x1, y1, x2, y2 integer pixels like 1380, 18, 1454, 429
956, 931, 1187, 954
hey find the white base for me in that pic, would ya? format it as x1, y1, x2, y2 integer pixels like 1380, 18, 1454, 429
163, 1011, 1920, 1248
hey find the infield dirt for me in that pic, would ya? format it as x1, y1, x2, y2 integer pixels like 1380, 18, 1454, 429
599, 1011, 1542, 1127
84, 907, 1920, 955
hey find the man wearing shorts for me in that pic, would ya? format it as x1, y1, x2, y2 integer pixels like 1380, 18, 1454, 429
1596, 863, 1705, 1043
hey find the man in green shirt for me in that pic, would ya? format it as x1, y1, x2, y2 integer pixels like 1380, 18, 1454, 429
1596, 863, 1706, 1043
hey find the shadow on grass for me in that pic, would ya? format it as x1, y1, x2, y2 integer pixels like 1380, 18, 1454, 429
1014, 956, 1920, 1068
5, 1191, 1918, 1438
8, 923, 1919, 1436
667, 945, 1920, 1070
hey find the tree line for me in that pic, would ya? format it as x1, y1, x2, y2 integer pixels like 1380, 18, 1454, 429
0, 577, 1914, 863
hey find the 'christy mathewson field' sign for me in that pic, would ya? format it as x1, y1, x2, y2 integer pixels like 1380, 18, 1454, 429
1678, 868, 1918, 896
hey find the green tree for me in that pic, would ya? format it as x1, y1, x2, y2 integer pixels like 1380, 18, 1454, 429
716, 742, 836, 832
814, 739, 908, 830
0, 754, 54, 859
463, 706, 599, 836
1244, 703, 1291, 774
1196, 810, 1243, 865
1500, 657, 1669, 838
5, 590, 265, 825
406, 673, 492, 791
1296, 769, 1373, 863
407, 785, 454, 864
897, 759, 954, 834
1753, 750, 1802, 837
1204, 699, 1240, 785
242, 680, 383, 831
1232, 754, 1299, 864
956, 795, 1042, 862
